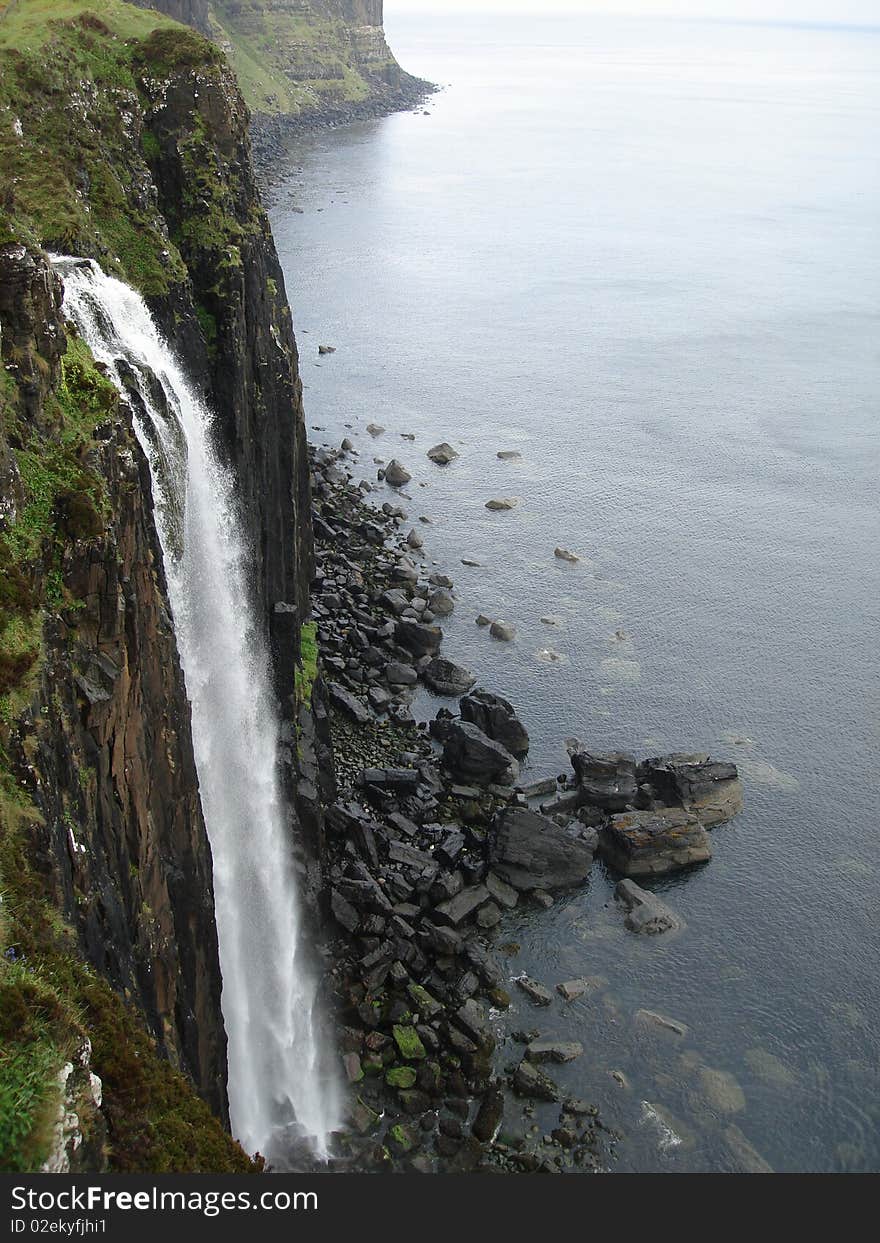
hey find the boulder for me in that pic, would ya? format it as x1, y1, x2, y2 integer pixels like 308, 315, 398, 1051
395, 619, 443, 657
489, 619, 516, 641
441, 721, 519, 786
427, 587, 455, 616
615, 878, 685, 934
569, 749, 637, 810
385, 460, 412, 487
386, 662, 418, 687
460, 689, 529, 758
422, 657, 477, 697
516, 976, 553, 1006
639, 753, 742, 826
554, 547, 580, 563
526, 1040, 583, 1064
426, 442, 459, 465
489, 807, 596, 891
472, 1082, 504, 1143
600, 808, 711, 876
434, 885, 491, 928
485, 497, 517, 511
513, 1061, 561, 1102
366, 422, 385, 436
327, 683, 370, 725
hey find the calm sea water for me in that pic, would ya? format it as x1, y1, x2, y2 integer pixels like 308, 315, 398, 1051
269, 13, 880, 1172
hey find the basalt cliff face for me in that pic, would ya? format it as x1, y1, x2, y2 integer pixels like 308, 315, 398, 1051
0, 4, 314, 1172
133, 0, 429, 142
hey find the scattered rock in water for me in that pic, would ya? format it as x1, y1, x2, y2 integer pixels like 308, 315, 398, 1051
427, 442, 459, 465
385, 460, 412, 487
526, 1040, 583, 1064
428, 587, 455, 616
400, 432, 416, 441
554, 547, 580, 563
318, 344, 336, 355
490, 807, 596, 891
461, 558, 481, 567
406, 528, 424, 550
422, 657, 477, 697
366, 422, 385, 436
513, 1060, 561, 1102
516, 976, 554, 1006
485, 498, 518, 512
535, 647, 564, 663
556, 977, 604, 1002
600, 808, 712, 876
635, 1009, 689, 1039
497, 450, 522, 460
615, 878, 685, 934
489, 619, 516, 641
475, 614, 491, 627
698, 1067, 746, 1115
723, 1124, 773, 1173
540, 615, 559, 626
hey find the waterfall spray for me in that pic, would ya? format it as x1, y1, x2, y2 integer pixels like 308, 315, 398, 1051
54, 257, 340, 1163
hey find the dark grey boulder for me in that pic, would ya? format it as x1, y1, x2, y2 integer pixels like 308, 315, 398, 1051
460, 688, 529, 759
441, 721, 519, 786
385, 459, 412, 487
489, 807, 596, 891
569, 748, 638, 810
600, 808, 711, 876
513, 1060, 561, 1102
422, 657, 477, 697
395, 619, 443, 657
327, 683, 371, 725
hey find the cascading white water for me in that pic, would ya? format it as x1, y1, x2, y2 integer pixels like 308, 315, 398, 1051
53, 257, 340, 1162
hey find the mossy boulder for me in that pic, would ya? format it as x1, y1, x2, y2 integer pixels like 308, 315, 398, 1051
385, 1065, 417, 1090
392, 1024, 427, 1061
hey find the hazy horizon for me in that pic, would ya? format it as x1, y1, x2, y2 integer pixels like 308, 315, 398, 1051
387, 1, 880, 30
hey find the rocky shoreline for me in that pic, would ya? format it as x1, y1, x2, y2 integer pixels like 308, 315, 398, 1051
302, 438, 743, 1174
250, 75, 437, 187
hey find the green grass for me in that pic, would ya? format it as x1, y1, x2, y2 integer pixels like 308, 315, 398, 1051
0, 1, 179, 50
294, 621, 319, 709
0, 2, 215, 294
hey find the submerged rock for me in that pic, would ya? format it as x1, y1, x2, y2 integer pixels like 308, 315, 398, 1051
554, 547, 580, 563
427, 442, 459, 465
615, 878, 685, 934
485, 497, 518, 511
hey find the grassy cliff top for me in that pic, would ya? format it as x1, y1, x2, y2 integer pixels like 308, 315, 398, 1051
0, 1, 231, 291
0, 0, 179, 48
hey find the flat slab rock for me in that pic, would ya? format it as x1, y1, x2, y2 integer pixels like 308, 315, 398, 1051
599, 808, 712, 876
516, 976, 554, 1006
489, 807, 597, 891
615, 878, 685, 934
526, 1040, 583, 1064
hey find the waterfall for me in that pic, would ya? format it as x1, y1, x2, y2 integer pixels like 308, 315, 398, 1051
53, 257, 340, 1164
